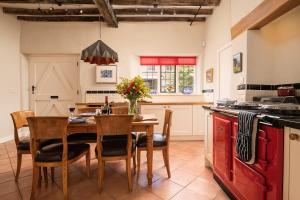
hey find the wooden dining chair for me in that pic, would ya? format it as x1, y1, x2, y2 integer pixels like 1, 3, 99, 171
27, 116, 90, 200
137, 109, 173, 178
10, 111, 34, 181
11, 110, 58, 182
94, 115, 136, 192
111, 106, 129, 114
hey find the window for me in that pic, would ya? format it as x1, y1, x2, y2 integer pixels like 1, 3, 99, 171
140, 66, 159, 94
178, 66, 195, 94
139, 57, 197, 95
160, 66, 176, 93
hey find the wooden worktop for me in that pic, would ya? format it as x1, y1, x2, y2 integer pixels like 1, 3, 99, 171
76, 102, 213, 106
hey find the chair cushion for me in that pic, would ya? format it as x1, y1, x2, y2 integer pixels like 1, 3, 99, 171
103, 133, 137, 142
67, 133, 97, 143
17, 139, 30, 151
137, 133, 167, 148
95, 138, 136, 157
16, 138, 61, 151
35, 143, 90, 162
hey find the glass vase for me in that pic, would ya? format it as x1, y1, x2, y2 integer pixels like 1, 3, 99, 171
128, 98, 138, 116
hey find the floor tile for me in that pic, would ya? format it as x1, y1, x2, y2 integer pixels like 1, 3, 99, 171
171, 188, 211, 200
186, 177, 221, 199
0, 192, 21, 200
146, 178, 183, 200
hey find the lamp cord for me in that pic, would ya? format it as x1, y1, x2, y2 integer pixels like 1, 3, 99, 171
99, 16, 102, 39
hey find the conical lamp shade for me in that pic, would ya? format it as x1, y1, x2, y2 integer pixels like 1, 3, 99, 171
81, 40, 118, 65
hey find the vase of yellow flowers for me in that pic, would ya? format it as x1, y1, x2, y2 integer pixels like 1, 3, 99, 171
116, 76, 151, 116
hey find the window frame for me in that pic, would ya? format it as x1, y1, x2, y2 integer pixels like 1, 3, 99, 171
140, 64, 197, 95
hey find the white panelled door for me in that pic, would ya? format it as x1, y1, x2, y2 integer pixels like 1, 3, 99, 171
217, 44, 233, 100
29, 55, 79, 116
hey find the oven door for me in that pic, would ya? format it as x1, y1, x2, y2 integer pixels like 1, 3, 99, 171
213, 115, 232, 181
233, 157, 267, 200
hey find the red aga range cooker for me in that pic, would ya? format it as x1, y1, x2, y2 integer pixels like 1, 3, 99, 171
212, 112, 284, 200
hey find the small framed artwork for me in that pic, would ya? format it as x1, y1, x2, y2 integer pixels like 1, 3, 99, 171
233, 52, 242, 73
96, 65, 117, 83
206, 68, 214, 83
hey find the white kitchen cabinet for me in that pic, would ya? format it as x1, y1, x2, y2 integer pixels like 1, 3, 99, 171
141, 105, 165, 133
284, 127, 300, 200
192, 105, 205, 136
204, 110, 213, 167
168, 105, 193, 136
141, 104, 207, 139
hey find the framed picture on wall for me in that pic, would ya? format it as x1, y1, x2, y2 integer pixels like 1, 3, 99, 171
206, 68, 214, 83
96, 65, 117, 83
233, 52, 242, 73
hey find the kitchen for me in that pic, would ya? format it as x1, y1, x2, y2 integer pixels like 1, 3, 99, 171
0, 0, 300, 200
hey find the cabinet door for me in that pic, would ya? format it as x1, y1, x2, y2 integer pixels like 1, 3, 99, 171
284, 128, 300, 200
141, 105, 165, 133
213, 115, 232, 181
205, 110, 213, 165
169, 105, 193, 136
192, 105, 205, 136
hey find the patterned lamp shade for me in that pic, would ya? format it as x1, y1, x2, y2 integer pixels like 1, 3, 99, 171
81, 40, 118, 65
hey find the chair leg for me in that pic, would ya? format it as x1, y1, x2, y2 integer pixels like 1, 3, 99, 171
98, 159, 104, 193
162, 148, 171, 178
133, 154, 136, 175
38, 167, 42, 187
137, 149, 141, 178
15, 153, 22, 181
62, 165, 68, 200
43, 167, 48, 185
86, 149, 91, 178
30, 166, 39, 200
126, 158, 133, 192
50, 167, 55, 182
126, 158, 132, 192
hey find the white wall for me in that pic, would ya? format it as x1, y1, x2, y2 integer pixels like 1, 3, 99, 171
247, 6, 300, 85
21, 21, 206, 102
202, 0, 231, 102
0, 10, 21, 140
230, 0, 263, 25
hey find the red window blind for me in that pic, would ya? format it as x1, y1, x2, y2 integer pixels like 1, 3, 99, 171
140, 56, 197, 65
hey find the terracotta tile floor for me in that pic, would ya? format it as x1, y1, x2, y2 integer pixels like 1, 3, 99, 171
0, 140, 230, 200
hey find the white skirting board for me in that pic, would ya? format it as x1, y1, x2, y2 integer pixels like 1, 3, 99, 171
170, 135, 204, 141
0, 135, 14, 144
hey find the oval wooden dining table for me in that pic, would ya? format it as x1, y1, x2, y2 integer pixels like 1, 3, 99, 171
67, 115, 159, 186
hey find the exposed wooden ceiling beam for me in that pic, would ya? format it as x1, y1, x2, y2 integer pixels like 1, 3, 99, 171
17, 16, 103, 21
0, 0, 94, 4
115, 8, 213, 15
3, 7, 100, 15
118, 16, 206, 22
231, 0, 300, 39
110, 0, 221, 6
2, 7, 213, 16
93, 0, 118, 27
17, 15, 205, 22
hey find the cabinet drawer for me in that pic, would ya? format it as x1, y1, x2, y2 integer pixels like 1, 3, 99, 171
233, 157, 267, 200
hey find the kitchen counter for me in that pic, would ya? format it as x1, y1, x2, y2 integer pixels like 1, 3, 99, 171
77, 101, 213, 106
203, 105, 300, 129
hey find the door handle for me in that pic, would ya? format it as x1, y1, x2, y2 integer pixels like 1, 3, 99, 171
289, 133, 299, 141
50, 96, 59, 99
31, 85, 36, 94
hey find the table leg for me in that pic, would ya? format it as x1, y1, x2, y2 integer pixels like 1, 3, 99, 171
146, 125, 154, 185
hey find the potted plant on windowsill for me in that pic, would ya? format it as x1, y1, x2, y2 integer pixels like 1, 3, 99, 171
116, 76, 151, 117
